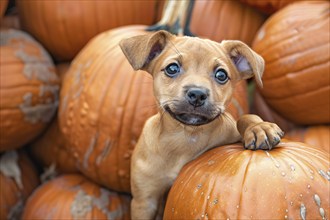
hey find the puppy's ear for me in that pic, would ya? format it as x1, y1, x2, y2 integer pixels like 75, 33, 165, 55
221, 40, 264, 87
119, 30, 173, 71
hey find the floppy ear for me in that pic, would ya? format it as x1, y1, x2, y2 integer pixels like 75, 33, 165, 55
119, 30, 173, 71
221, 40, 264, 87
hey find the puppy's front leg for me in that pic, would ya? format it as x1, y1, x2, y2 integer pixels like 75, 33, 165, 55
131, 158, 169, 219
237, 114, 284, 150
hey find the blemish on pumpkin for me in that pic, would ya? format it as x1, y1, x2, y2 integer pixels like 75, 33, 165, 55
290, 164, 296, 171
318, 169, 330, 181
0, 151, 23, 189
118, 170, 126, 177
83, 134, 98, 169
319, 208, 325, 219
307, 184, 311, 189
71, 190, 93, 219
96, 138, 112, 166
19, 92, 58, 124
207, 160, 215, 165
300, 203, 306, 220
197, 184, 202, 189
7, 198, 24, 220
314, 194, 321, 207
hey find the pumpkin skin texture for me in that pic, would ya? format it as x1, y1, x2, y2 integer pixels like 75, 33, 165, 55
252, 1, 330, 125
29, 119, 79, 174
16, 0, 160, 61
285, 126, 330, 153
190, 0, 266, 45
21, 174, 131, 219
0, 29, 60, 151
59, 25, 250, 193
0, 150, 40, 220
164, 141, 330, 219
251, 89, 297, 132
239, 0, 297, 14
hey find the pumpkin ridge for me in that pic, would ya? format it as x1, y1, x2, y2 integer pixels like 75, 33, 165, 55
262, 84, 329, 100
264, 41, 329, 70
237, 150, 254, 219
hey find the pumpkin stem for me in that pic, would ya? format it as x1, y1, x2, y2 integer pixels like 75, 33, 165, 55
147, 0, 195, 36
0, 150, 23, 189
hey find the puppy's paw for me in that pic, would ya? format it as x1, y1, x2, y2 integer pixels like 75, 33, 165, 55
243, 122, 284, 150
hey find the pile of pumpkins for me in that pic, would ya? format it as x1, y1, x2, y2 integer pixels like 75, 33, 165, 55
0, 0, 329, 219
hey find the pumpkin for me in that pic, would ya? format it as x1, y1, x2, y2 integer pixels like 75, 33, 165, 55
0, 150, 40, 220
251, 89, 297, 132
239, 0, 297, 14
29, 119, 79, 174
22, 174, 131, 219
190, 0, 266, 45
252, 1, 330, 125
16, 0, 161, 61
0, 0, 7, 23
164, 141, 330, 219
58, 24, 250, 193
285, 126, 330, 153
0, 29, 60, 151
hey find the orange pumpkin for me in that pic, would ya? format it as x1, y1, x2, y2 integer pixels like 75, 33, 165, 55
252, 1, 330, 125
239, 0, 297, 14
190, 0, 266, 45
59, 24, 250, 193
164, 141, 330, 219
17, 0, 161, 61
251, 89, 297, 132
0, 0, 7, 23
22, 174, 131, 219
29, 119, 78, 174
285, 126, 330, 153
0, 29, 60, 151
0, 150, 39, 220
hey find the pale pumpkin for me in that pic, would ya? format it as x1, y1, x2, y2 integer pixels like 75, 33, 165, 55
17, 0, 161, 61
59, 24, 250, 193
29, 119, 78, 174
22, 174, 131, 219
164, 141, 330, 219
252, 1, 330, 125
0, 29, 60, 151
190, 0, 266, 45
240, 0, 297, 14
0, 150, 39, 220
285, 126, 330, 153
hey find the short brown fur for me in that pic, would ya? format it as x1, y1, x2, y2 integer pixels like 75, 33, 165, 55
120, 31, 283, 219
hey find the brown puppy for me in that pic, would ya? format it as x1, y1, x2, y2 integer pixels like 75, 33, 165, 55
120, 31, 283, 219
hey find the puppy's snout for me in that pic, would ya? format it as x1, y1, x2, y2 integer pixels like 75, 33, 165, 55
186, 88, 208, 107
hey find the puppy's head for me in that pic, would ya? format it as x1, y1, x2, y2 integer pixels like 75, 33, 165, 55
120, 31, 264, 126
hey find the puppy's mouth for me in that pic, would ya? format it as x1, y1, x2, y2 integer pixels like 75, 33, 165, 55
164, 105, 220, 126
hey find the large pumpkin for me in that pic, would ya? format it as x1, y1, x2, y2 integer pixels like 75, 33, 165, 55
29, 119, 78, 174
22, 174, 131, 219
59, 25, 250, 193
285, 126, 330, 153
164, 141, 330, 219
17, 0, 161, 61
0, 150, 39, 220
0, 29, 59, 151
252, 1, 330, 125
190, 0, 266, 45
239, 0, 297, 14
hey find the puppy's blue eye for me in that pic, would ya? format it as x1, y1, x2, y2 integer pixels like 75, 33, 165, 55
164, 63, 180, 77
215, 69, 229, 84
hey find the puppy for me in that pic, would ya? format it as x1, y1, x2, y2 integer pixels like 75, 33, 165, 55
120, 31, 283, 219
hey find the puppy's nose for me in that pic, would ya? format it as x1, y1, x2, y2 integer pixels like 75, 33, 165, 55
186, 88, 208, 107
